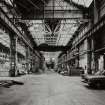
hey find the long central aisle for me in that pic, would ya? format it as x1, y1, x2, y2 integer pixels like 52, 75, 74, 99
0, 71, 105, 105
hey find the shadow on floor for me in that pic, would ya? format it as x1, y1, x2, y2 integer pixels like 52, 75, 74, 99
84, 84, 105, 90
0, 80, 24, 88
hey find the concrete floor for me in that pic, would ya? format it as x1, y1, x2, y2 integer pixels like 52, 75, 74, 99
0, 71, 105, 105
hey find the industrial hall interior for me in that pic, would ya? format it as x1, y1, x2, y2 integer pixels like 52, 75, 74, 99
1, 0, 105, 105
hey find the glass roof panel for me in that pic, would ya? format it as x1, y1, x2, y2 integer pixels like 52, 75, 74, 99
45, 0, 93, 11
56, 20, 79, 46
29, 19, 80, 46
29, 20, 45, 45
72, 0, 93, 7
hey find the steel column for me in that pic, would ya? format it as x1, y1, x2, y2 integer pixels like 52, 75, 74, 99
25, 46, 30, 74
9, 35, 17, 77
91, 37, 98, 74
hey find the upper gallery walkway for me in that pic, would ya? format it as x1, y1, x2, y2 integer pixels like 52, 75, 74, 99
0, 70, 105, 105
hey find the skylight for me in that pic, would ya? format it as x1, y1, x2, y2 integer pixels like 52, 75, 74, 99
29, 20, 45, 45
72, 0, 93, 7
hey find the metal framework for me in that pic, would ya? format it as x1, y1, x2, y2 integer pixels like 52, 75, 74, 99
0, 0, 34, 49
26, 0, 91, 47
0, 0, 93, 60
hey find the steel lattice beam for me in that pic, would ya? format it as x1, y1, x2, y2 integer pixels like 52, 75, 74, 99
35, 45, 71, 51
21, 9, 88, 20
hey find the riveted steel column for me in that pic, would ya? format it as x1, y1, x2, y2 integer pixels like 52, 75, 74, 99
91, 37, 98, 74
87, 38, 92, 74
9, 35, 17, 77
25, 46, 30, 74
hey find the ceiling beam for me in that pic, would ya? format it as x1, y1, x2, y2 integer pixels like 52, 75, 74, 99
35, 45, 70, 51
26, 0, 40, 10
40, 0, 47, 5
15, 1, 29, 12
